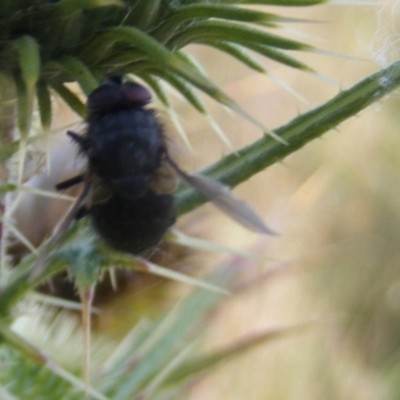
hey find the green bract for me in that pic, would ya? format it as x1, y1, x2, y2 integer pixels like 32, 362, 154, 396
0, 1, 398, 399
0, 0, 324, 136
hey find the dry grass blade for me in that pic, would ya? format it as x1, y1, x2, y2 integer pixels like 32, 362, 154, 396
166, 322, 314, 384
132, 257, 230, 295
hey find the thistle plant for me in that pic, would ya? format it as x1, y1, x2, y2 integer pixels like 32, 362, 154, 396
0, 0, 399, 399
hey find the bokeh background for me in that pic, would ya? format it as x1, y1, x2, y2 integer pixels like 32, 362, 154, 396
168, 2, 400, 399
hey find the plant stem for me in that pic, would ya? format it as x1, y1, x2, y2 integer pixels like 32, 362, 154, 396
175, 60, 400, 215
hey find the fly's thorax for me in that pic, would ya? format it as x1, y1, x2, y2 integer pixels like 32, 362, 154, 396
86, 108, 165, 182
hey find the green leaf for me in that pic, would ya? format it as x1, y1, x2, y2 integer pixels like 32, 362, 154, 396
98, 27, 211, 98
45, 225, 103, 287
174, 3, 306, 25
168, 20, 312, 51
13, 35, 41, 136
57, 0, 124, 14
54, 246, 103, 288
171, 52, 284, 142
239, 41, 314, 71
36, 81, 52, 130
126, 0, 162, 29
100, 26, 279, 140
56, 56, 98, 95
148, 70, 208, 114
137, 74, 171, 107
100, 26, 174, 65
200, 41, 267, 73
13, 35, 41, 90
50, 83, 86, 118
226, 0, 327, 5
130, 257, 229, 295
153, 4, 308, 40
194, 38, 312, 72
14, 76, 31, 138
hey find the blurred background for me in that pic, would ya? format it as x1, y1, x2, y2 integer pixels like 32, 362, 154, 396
171, 1, 400, 399
17, 1, 400, 398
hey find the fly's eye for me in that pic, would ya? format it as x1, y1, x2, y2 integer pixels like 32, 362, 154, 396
123, 83, 152, 106
87, 80, 152, 114
87, 85, 123, 114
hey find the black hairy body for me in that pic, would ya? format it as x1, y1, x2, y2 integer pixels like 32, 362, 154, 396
90, 191, 175, 254
57, 76, 177, 254
56, 76, 272, 255
86, 109, 164, 199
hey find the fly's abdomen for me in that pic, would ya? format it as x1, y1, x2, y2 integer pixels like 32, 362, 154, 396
90, 191, 176, 254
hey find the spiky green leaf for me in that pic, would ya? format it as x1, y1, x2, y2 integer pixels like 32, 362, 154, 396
153, 3, 309, 40
148, 70, 208, 113
13, 35, 40, 134
130, 257, 229, 295
14, 77, 31, 138
56, 56, 98, 95
50, 83, 86, 118
202, 41, 267, 73
241, 41, 314, 71
168, 20, 312, 51
137, 74, 171, 107
227, 0, 327, 5
36, 81, 52, 130
13, 35, 41, 90
98, 26, 278, 139
58, 0, 124, 14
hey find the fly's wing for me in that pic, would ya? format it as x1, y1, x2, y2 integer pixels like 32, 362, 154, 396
166, 157, 275, 235
182, 173, 275, 235
150, 159, 179, 195
56, 172, 113, 219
